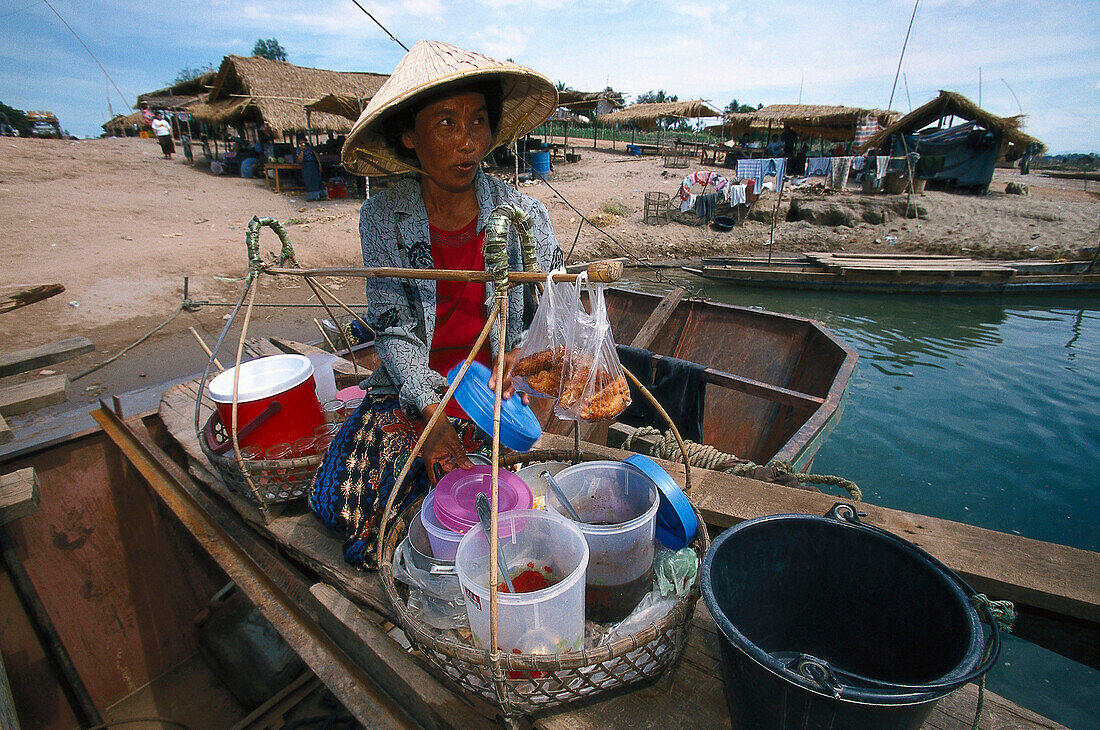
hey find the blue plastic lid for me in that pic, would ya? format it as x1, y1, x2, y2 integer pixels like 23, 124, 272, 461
625, 454, 698, 550
447, 361, 541, 453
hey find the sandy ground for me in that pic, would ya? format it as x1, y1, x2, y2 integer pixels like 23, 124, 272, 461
1, 135, 1097, 412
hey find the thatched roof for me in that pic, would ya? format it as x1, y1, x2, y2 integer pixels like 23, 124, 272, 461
857, 90, 1043, 153
599, 100, 722, 130
557, 89, 625, 114
103, 111, 147, 132
194, 55, 388, 135
304, 93, 364, 122
136, 71, 217, 110
707, 104, 899, 141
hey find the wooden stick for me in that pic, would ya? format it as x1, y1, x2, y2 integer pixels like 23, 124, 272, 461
188, 326, 223, 370
313, 318, 338, 352
622, 367, 693, 493
373, 300, 503, 563
489, 295, 508, 660
229, 279, 271, 524
263, 260, 624, 284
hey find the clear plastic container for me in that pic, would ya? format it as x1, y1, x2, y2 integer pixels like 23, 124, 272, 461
545, 460, 659, 622
514, 461, 570, 510
420, 490, 466, 561
456, 509, 588, 655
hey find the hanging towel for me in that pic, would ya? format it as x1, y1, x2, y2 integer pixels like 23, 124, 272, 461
616, 347, 707, 442
875, 154, 890, 180
727, 184, 747, 206
736, 158, 763, 191
805, 157, 831, 177
761, 157, 787, 194
680, 192, 697, 212
695, 192, 719, 222
827, 156, 852, 190
616, 345, 654, 425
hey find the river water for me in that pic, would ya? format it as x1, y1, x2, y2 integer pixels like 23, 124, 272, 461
623, 270, 1099, 727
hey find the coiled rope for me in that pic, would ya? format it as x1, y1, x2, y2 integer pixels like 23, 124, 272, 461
621, 425, 863, 501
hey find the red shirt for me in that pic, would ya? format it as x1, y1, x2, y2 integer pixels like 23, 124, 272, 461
429, 216, 491, 419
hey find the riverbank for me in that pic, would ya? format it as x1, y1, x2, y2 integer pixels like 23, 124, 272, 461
1, 135, 1097, 405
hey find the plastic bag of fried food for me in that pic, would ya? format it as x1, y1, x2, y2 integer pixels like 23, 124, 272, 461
552, 276, 631, 422
511, 273, 573, 400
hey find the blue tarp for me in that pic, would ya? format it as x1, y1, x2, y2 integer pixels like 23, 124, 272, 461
903, 122, 1001, 190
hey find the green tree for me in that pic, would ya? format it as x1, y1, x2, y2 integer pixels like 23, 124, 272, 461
725, 98, 760, 113
252, 38, 288, 62
171, 63, 216, 85
636, 90, 678, 104
0, 102, 30, 137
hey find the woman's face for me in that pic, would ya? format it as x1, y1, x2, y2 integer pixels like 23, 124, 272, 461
401, 91, 493, 194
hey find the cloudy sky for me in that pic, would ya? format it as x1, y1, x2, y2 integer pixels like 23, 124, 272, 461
1, 0, 1096, 152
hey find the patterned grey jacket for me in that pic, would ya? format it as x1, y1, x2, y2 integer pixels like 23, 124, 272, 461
358, 169, 565, 416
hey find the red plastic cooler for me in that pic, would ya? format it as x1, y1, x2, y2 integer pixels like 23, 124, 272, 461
207, 354, 324, 450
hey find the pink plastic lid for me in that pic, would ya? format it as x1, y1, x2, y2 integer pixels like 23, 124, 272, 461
432, 466, 532, 533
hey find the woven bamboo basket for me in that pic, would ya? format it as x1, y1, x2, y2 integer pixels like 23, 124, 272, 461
199, 417, 320, 505
380, 444, 709, 717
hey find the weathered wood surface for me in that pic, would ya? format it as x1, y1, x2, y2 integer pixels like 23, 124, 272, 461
0, 467, 39, 524
0, 413, 10, 446
0, 430, 227, 712
0, 337, 94, 378
155, 382, 1073, 729
0, 283, 64, 314
0, 651, 19, 730
0, 374, 70, 415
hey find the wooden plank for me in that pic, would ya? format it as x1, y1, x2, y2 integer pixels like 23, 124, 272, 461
0, 431, 227, 711
0, 337, 94, 378
650, 353, 824, 409
310, 583, 495, 730
0, 283, 64, 315
629, 286, 687, 348
0, 413, 10, 445
0, 467, 39, 524
0, 374, 70, 415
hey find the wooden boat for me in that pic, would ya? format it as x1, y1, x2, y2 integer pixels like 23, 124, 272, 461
687, 252, 1100, 293
330, 285, 856, 471
1, 382, 1093, 729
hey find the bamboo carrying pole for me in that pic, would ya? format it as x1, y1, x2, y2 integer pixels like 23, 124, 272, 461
263, 261, 623, 284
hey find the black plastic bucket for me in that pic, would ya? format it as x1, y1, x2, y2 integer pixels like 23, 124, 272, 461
701, 503, 1000, 730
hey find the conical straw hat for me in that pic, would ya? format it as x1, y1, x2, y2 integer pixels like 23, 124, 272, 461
341, 40, 558, 176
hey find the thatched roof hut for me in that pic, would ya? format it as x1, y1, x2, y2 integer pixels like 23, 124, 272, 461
707, 104, 899, 141
599, 100, 721, 129
190, 55, 388, 135
857, 90, 1043, 154
304, 93, 364, 122
136, 72, 217, 112
557, 89, 625, 116
102, 111, 148, 136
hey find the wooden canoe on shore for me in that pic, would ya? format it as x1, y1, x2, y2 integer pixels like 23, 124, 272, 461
687, 252, 1100, 293
0, 378, 1092, 728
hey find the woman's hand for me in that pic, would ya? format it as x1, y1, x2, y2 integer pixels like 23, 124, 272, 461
488, 348, 530, 405
420, 403, 473, 484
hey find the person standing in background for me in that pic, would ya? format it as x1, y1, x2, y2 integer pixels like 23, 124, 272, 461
151, 111, 174, 160
296, 132, 326, 200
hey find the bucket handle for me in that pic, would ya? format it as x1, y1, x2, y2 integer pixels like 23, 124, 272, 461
203, 401, 282, 455
803, 502, 1002, 694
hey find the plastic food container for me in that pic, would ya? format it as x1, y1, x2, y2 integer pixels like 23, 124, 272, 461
456, 509, 588, 655
207, 354, 324, 450
546, 461, 659, 622
433, 466, 532, 533
420, 490, 465, 561
408, 508, 452, 571
447, 361, 541, 452
514, 461, 570, 510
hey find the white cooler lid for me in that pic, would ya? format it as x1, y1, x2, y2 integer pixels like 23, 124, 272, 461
208, 354, 314, 403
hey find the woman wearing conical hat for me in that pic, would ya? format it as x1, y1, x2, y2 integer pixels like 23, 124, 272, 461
310, 40, 564, 568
